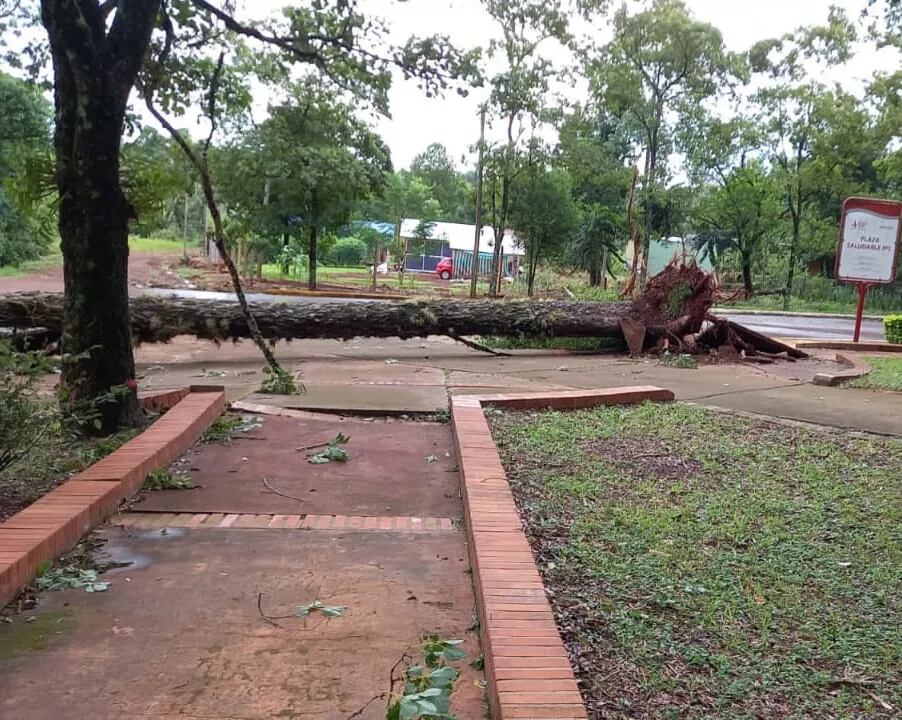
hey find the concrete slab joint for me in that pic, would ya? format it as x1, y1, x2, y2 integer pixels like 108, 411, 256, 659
0, 387, 226, 607
451, 386, 674, 720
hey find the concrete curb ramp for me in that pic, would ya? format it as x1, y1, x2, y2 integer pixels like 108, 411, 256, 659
451, 386, 674, 720
0, 387, 225, 606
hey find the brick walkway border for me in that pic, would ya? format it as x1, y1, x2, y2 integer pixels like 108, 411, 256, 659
452, 386, 674, 720
0, 387, 226, 606
117, 512, 457, 531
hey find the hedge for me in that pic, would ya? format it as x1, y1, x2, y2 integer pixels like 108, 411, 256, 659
885, 315, 902, 344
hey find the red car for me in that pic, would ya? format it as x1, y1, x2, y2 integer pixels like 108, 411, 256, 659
436, 258, 453, 280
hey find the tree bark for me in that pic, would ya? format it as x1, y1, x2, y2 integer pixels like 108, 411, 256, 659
740, 252, 754, 297
0, 293, 635, 344
308, 224, 318, 290
40, 0, 160, 432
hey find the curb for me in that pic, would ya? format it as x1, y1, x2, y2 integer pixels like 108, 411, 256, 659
451, 386, 675, 720
795, 340, 902, 352
812, 354, 872, 387
716, 308, 884, 321
0, 388, 226, 606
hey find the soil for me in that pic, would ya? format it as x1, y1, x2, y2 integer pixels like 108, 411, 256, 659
0, 250, 183, 294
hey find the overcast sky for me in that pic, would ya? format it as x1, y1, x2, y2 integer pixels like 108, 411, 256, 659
236, 0, 898, 172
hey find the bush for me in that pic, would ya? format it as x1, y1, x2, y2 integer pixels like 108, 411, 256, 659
325, 237, 367, 267
0, 349, 53, 472
885, 315, 902, 344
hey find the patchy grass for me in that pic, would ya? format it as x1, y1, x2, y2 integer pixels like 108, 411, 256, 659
0, 249, 62, 278
128, 236, 185, 254
489, 403, 902, 719
850, 356, 902, 392
200, 413, 262, 444
0, 415, 139, 521
142, 468, 197, 491
478, 336, 624, 352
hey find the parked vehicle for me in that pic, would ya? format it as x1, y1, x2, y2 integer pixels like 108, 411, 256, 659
436, 258, 452, 280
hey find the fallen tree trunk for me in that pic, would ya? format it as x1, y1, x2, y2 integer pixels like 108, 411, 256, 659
0, 292, 635, 345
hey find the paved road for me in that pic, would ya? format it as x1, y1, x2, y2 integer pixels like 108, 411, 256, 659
720, 312, 885, 342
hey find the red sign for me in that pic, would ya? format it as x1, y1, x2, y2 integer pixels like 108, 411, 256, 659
834, 197, 902, 342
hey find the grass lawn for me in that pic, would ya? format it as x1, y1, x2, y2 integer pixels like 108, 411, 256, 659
478, 335, 625, 352
489, 403, 902, 719
128, 236, 186, 253
260, 263, 437, 291
0, 250, 62, 278
850, 356, 902, 391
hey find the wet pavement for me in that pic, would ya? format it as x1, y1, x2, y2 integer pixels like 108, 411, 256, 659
0, 405, 487, 719
0, 526, 484, 720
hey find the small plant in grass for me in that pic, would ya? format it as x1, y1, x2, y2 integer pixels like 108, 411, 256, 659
35, 563, 110, 593
260, 365, 300, 395
143, 468, 197, 491
659, 352, 698, 369
387, 637, 466, 720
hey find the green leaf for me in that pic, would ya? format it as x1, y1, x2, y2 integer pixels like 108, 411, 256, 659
398, 697, 418, 720
416, 699, 438, 714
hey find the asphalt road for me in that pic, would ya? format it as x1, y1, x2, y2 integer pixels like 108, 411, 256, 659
719, 312, 885, 342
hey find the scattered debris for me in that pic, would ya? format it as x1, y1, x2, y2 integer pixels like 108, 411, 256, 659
308, 433, 350, 464
142, 469, 198, 491
256, 590, 345, 631
261, 477, 306, 504
35, 565, 109, 593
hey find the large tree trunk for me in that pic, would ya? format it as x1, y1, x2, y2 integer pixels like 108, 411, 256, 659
41, 0, 160, 433
0, 293, 634, 344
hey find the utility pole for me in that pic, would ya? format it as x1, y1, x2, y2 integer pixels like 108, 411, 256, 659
469, 108, 486, 299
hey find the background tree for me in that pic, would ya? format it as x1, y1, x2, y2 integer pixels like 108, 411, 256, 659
680, 114, 780, 295
750, 7, 858, 307
410, 143, 473, 223
588, 0, 742, 285
0, 71, 54, 266
509, 164, 578, 295
482, 0, 571, 295
233, 92, 391, 290
556, 105, 631, 286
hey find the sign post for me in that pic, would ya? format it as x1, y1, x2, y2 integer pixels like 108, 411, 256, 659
834, 197, 902, 342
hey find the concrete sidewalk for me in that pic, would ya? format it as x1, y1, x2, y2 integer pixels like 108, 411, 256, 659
0, 408, 487, 719
135, 337, 902, 436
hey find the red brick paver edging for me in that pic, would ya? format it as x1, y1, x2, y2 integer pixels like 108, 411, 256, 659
0, 388, 226, 606
117, 512, 458, 532
452, 386, 674, 720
